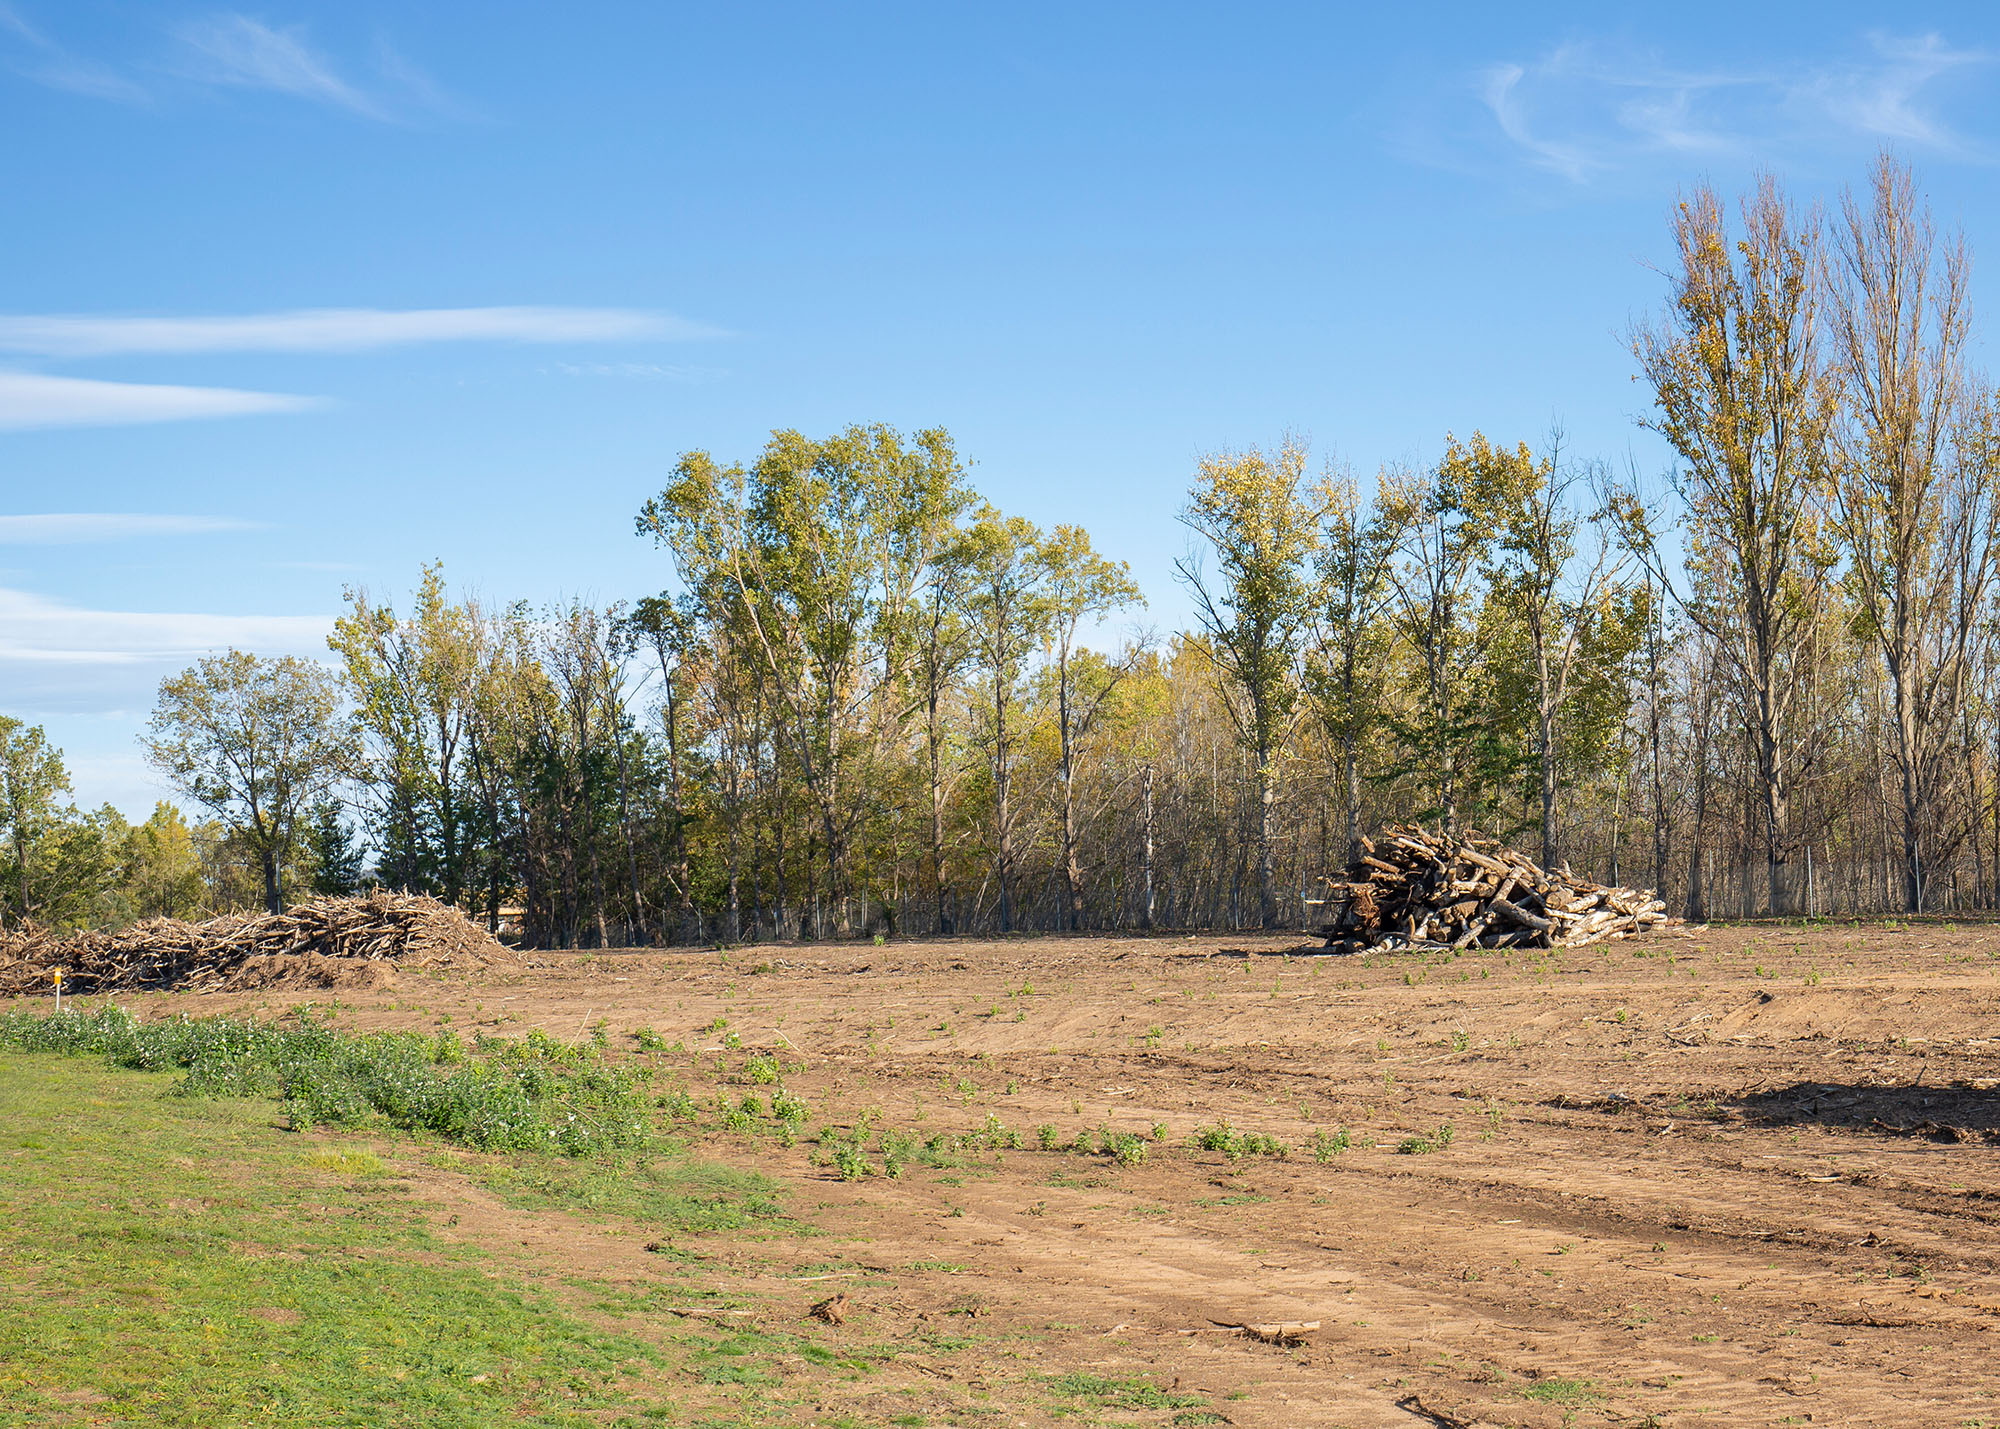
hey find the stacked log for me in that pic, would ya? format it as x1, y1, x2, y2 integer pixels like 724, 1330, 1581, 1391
1319, 825, 1675, 952
0, 892, 509, 995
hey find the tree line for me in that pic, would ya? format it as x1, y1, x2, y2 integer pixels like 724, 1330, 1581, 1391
6, 154, 2000, 942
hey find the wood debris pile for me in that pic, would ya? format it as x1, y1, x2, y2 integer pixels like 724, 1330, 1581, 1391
0, 892, 509, 995
1319, 825, 1675, 953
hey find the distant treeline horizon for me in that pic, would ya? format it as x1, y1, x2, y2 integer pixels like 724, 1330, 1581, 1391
6, 153, 2000, 944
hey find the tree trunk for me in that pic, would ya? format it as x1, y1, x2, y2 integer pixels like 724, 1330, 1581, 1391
1256, 731, 1278, 930
1060, 731, 1083, 931
1763, 795, 1795, 915
1685, 664, 1714, 923
1537, 702, 1559, 870
1141, 763, 1156, 931
728, 812, 742, 944
1992, 698, 2000, 907
261, 848, 282, 915
928, 679, 950, 934
1896, 685, 1923, 914
995, 681, 1013, 934
665, 673, 695, 942
612, 722, 648, 943
487, 854, 501, 937
1647, 592, 1669, 894
1752, 676, 1798, 917
1341, 718, 1364, 869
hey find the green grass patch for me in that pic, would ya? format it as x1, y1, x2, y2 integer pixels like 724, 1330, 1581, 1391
1042, 1370, 1210, 1415
1521, 1375, 1601, 1405
0, 1052, 665, 1427
0, 1005, 646, 1156
452, 1147, 790, 1236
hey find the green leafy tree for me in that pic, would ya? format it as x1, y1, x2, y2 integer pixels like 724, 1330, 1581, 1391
1035, 524, 1143, 929
640, 423, 968, 932
143, 650, 361, 914
621, 593, 700, 940
963, 505, 1050, 932
910, 525, 978, 932
303, 800, 369, 896
1486, 433, 1625, 868
1307, 472, 1403, 867
33, 804, 129, 931
1381, 435, 1532, 836
0, 717, 73, 927
328, 563, 485, 904
1177, 438, 1327, 928
124, 803, 209, 919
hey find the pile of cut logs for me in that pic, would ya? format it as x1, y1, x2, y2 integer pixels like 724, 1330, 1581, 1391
1319, 825, 1675, 953
0, 892, 509, 996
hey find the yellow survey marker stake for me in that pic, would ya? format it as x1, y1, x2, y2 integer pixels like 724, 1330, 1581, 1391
51, 968, 62, 1013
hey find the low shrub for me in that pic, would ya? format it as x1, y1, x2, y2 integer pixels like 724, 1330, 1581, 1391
0, 1005, 646, 1157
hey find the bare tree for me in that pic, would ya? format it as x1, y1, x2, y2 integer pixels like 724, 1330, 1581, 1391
1626, 177, 1833, 915
1826, 152, 2000, 911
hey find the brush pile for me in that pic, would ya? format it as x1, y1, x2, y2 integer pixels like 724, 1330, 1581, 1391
0, 892, 510, 995
1319, 826, 1675, 953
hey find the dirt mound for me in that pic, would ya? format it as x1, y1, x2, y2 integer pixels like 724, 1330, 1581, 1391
0, 892, 512, 995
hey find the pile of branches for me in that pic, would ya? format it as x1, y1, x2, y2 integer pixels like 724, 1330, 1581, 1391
1319, 825, 1676, 953
0, 892, 509, 995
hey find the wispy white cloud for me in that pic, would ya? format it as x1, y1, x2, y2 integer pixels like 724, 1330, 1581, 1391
0, 372, 320, 430
1477, 32, 1990, 183
551, 361, 729, 383
0, 588, 336, 745
1480, 62, 1598, 182
1797, 32, 1984, 150
0, 2, 147, 102
0, 514, 260, 544
169, 13, 464, 122
0, 306, 720, 358
370, 36, 478, 123
0, 586, 332, 668
3, 6, 463, 119
172, 13, 384, 118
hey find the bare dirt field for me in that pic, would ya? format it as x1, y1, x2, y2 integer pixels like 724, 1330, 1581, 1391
69, 922, 2000, 1427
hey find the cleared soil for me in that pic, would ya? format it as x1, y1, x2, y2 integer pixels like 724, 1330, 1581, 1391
50, 922, 2000, 1427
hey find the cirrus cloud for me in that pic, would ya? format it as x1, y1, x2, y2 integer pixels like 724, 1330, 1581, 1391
0, 514, 261, 544
1475, 31, 1990, 184
0, 371, 320, 430
0, 305, 723, 358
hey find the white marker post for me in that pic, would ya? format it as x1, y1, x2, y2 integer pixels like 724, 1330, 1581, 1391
51, 968, 62, 1014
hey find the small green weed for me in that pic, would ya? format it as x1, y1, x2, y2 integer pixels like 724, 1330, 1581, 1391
1396, 1121, 1456, 1155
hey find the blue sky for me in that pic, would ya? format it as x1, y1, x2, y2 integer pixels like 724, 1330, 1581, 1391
5, 2, 1999, 815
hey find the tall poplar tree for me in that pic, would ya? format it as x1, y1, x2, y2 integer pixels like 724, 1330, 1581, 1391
1177, 438, 1325, 929
1826, 152, 2000, 911
1035, 524, 1143, 930
1628, 177, 1833, 915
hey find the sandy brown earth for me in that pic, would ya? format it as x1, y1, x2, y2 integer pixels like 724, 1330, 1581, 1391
59, 922, 2000, 1427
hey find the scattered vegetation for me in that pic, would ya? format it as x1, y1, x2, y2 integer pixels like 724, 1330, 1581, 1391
0, 1005, 647, 1155
1396, 1121, 1456, 1155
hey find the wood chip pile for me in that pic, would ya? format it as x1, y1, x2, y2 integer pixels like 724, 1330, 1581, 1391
0, 892, 510, 995
1320, 825, 1676, 953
